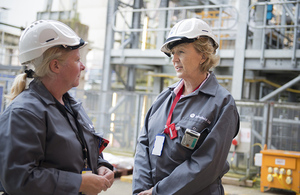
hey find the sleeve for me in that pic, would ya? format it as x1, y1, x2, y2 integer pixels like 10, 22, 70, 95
0, 108, 82, 195
152, 103, 240, 195
132, 107, 154, 195
77, 104, 114, 172
97, 154, 114, 171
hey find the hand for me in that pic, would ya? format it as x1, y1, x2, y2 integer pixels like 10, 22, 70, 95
79, 173, 111, 195
138, 187, 153, 195
98, 166, 114, 185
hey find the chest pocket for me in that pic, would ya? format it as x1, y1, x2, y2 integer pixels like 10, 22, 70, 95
179, 119, 210, 149
169, 118, 211, 162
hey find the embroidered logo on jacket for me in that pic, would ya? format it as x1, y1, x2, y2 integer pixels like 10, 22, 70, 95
190, 113, 211, 124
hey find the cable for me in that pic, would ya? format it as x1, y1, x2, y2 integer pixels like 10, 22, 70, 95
271, 173, 300, 195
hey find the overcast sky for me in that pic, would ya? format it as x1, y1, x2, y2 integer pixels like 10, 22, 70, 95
1, 0, 47, 35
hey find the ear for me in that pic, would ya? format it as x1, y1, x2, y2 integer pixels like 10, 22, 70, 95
200, 54, 207, 64
49, 59, 60, 73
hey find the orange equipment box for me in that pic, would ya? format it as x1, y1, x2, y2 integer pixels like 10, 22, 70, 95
260, 149, 300, 193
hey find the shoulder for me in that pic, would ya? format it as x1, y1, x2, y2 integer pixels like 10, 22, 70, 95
151, 82, 177, 106
204, 73, 235, 100
2, 89, 49, 121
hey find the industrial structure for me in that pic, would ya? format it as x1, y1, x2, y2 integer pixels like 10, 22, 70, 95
1, 0, 300, 193
102, 0, 300, 101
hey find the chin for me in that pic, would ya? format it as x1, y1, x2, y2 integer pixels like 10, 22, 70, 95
73, 82, 80, 88
176, 73, 183, 78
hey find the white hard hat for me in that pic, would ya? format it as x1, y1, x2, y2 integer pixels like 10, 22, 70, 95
161, 18, 219, 56
19, 20, 87, 64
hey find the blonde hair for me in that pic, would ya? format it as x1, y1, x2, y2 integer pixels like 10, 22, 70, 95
193, 36, 220, 72
5, 73, 28, 102
6, 46, 70, 102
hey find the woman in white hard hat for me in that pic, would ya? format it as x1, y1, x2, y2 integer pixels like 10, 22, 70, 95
0, 20, 114, 195
132, 18, 240, 195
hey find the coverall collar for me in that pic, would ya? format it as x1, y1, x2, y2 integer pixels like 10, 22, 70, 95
29, 79, 82, 109
168, 71, 219, 97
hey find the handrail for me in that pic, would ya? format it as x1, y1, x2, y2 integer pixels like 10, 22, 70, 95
248, 1, 300, 29
112, 4, 239, 33
247, 1, 300, 67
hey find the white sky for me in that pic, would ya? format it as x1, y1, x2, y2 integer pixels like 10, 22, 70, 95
1, 0, 111, 71
0, 0, 78, 35
0, 0, 46, 35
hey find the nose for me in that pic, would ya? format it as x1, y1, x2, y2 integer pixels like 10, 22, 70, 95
80, 62, 86, 71
172, 53, 179, 63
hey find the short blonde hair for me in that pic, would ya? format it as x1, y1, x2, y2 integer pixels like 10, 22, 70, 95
193, 36, 220, 72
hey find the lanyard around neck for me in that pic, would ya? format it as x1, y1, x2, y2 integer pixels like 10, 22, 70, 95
166, 86, 184, 126
54, 97, 90, 169
164, 83, 202, 139
164, 86, 183, 139
166, 82, 202, 126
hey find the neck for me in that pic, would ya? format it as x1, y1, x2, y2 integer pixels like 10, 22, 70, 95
40, 77, 66, 104
182, 72, 207, 95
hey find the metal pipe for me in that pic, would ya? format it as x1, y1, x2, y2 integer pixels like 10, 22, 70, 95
260, 75, 300, 101
111, 4, 239, 32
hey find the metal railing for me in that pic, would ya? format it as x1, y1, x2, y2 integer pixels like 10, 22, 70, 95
1, 85, 299, 169
73, 90, 300, 156
112, 4, 239, 50
247, 1, 300, 67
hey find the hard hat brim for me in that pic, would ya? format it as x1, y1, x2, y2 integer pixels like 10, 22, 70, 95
161, 36, 185, 56
160, 18, 219, 57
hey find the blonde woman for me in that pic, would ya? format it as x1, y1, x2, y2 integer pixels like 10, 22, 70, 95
0, 20, 114, 195
133, 18, 240, 195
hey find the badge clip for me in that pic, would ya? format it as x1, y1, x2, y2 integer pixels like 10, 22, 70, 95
164, 123, 178, 139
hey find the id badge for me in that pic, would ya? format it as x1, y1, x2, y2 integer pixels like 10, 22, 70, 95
181, 129, 200, 149
81, 167, 92, 174
152, 134, 165, 156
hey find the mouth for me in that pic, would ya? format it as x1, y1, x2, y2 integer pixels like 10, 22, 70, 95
174, 66, 183, 71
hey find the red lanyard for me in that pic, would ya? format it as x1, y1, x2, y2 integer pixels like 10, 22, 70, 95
164, 86, 184, 139
164, 83, 201, 139
166, 86, 183, 126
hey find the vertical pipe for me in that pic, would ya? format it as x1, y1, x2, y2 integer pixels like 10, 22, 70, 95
99, 0, 118, 134
231, 0, 250, 100
291, 2, 299, 67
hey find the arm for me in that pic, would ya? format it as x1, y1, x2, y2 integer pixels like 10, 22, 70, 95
153, 105, 239, 195
132, 108, 154, 195
97, 154, 114, 171
0, 108, 81, 195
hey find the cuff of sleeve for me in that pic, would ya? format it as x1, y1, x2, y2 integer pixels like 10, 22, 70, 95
54, 171, 82, 195
97, 162, 114, 171
97, 156, 114, 171
152, 182, 159, 195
